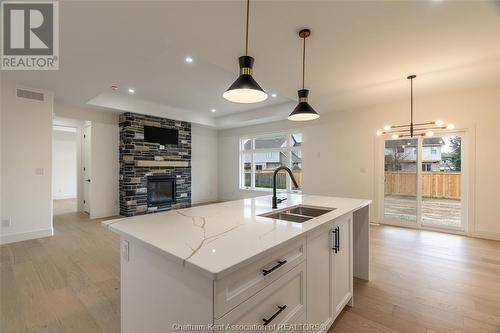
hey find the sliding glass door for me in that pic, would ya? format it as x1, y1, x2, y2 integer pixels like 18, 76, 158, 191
382, 133, 465, 232
383, 138, 418, 225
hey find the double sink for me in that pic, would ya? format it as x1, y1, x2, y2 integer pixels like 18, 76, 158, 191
259, 205, 336, 223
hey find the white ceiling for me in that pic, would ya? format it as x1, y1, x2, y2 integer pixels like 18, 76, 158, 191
4, 0, 500, 128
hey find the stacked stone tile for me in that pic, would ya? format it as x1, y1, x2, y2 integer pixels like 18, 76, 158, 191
119, 112, 191, 216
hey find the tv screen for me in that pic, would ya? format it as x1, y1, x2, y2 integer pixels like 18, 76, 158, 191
144, 126, 178, 145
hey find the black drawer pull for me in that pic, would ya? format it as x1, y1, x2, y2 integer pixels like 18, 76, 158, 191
336, 226, 340, 251
262, 260, 287, 276
332, 229, 338, 253
262, 305, 287, 326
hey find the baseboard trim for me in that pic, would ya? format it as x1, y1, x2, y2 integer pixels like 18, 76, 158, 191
53, 195, 77, 200
471, 230, 500, 241
0, 228, 54, 245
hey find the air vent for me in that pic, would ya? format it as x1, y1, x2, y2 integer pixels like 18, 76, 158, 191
16, 88, 44, 101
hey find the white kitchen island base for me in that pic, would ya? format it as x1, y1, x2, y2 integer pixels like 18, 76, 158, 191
107, 195, 370, 333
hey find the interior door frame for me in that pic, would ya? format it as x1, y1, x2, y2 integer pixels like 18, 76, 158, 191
376, 130, 469, 235
82, 124, 91, 214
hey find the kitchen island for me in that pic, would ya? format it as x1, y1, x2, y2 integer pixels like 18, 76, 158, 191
105, 194, 371, 333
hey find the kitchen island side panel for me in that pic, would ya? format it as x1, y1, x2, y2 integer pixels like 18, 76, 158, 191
353, 205, 370, 281
121, 238, 213, 333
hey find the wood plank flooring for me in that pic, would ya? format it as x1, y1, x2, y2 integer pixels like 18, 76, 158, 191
1, 200, 499, 332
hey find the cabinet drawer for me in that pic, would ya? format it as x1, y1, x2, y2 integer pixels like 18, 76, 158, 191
216, 261, 306, 332
215, 237, 306, 318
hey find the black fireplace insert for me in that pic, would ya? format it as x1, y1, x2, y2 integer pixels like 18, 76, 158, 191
147, 175, 176, 206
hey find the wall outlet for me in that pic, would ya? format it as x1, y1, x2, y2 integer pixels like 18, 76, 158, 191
34, 168, 44, 175
1, 218, 11, 228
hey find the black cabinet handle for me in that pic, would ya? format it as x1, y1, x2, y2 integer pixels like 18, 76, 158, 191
262, 260, 287, 276
336, 226, 340, 252
262, 305, 287, 326
332, 229, 338, 253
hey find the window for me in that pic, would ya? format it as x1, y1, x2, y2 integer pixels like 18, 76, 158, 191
422, 163, 432, 172
240, 133, 303, 191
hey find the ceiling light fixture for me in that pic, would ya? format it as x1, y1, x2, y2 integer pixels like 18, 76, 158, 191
128, 88, 135, 94
376, 75, 454, 138
185, 57, 193, 63
223, 0, 267, 103
271, 93, 277, 98
211, 109, 216, 113
288, 29, 320, 121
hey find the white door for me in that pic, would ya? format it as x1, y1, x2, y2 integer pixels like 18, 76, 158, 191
82, 125, 91, 213
332, 214, 353, 318
306, 225, 334, 330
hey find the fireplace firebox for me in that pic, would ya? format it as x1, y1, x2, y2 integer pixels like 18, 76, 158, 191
147, 175, 176, 207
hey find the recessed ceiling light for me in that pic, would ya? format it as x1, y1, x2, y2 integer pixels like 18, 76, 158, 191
185, 57, 193, 63
271, 93, 277, 98
211, 109, 216, 113
128, 88, 135, 94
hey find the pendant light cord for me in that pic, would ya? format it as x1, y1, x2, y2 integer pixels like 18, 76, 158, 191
245, 0, 250, 56
410, 76, 414, 137
302, 35, 306, 89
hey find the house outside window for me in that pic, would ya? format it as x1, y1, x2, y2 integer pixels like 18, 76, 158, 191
240, 133, 303, 191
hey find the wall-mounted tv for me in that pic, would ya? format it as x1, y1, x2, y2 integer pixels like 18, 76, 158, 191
144, 126, 179, 145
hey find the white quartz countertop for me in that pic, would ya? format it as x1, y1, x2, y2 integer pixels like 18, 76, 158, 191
106, 194, 370, 279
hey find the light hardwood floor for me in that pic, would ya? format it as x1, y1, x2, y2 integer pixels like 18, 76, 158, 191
1, 203, 499, 333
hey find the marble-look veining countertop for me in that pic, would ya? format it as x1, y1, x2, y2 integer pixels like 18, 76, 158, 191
105, 194, 371, 279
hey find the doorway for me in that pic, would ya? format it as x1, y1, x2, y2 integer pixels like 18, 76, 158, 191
52, 125, 78, 214
381, 133, 466, 232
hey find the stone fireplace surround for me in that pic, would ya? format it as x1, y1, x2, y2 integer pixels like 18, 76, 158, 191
119, 112, 191, 216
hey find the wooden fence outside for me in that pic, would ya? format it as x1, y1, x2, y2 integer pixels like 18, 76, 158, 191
385, 171, 461, 199
244, 170, 302, 189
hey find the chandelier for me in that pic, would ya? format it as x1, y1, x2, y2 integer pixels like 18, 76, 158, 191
376, 75, 454, 139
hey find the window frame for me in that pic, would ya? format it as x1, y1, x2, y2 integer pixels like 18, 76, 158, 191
239, 132, 303, 192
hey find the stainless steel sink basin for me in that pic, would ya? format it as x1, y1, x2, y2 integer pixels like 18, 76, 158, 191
259, 205, 336, 223
263, 212, 312, 223
287, 206, 333, 217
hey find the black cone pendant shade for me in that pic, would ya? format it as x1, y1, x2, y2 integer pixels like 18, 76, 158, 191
223, 0, 267, 103
288, 29, 320, 121
223, 55, 267, 103
288, 89, 320, 121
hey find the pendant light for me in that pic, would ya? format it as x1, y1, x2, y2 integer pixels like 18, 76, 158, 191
288, 29, 320, 121
375, 75, 454, 138
223, 0, 267, 103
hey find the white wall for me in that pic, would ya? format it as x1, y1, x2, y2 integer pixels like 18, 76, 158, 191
52, 129, 77, 199
218, 85, 500, 240
192, 125, 218, 204
1, 81, 54, 244
90, 122, 120, 219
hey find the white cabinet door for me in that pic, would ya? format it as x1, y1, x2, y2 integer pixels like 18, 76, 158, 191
332, 214, 353, 318
306, 224, 333, 332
